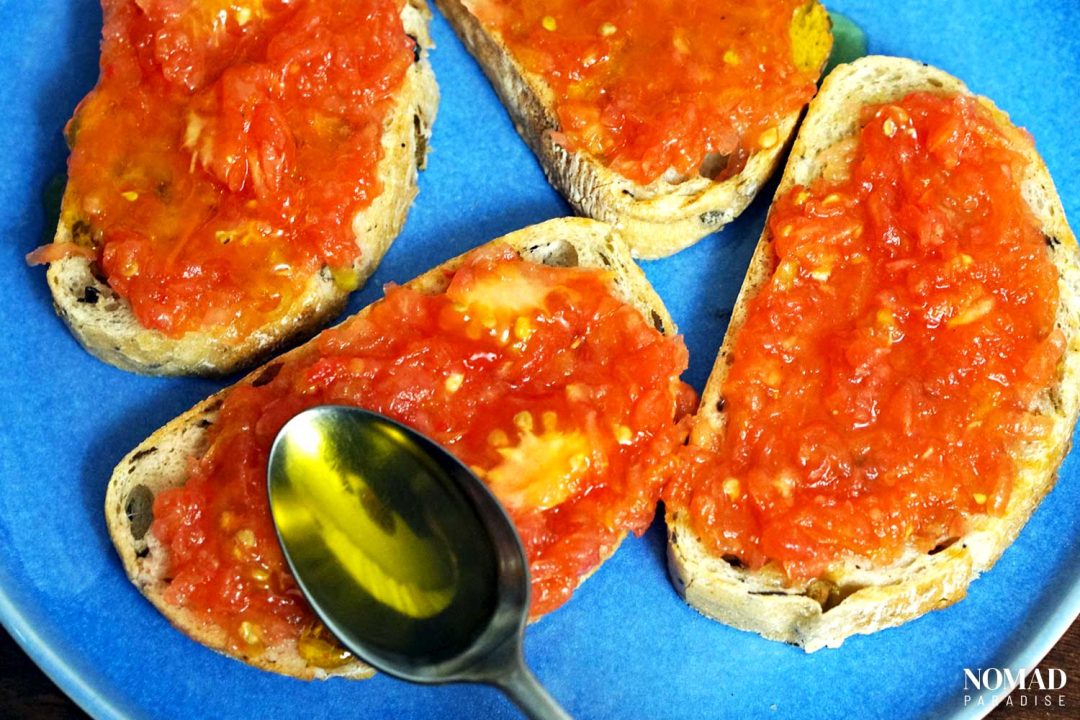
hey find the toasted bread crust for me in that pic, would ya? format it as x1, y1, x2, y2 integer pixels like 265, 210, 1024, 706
44, 0, 439, 377
666, 56, 1080, 651
433, 0, 831, 259
105, 217, 677, 679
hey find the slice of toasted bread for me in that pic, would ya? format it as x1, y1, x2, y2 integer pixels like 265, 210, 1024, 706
665, 56, 1080, 651
433, 0, 832, 259
41, 0, 439, 377
105, 217, 680, 679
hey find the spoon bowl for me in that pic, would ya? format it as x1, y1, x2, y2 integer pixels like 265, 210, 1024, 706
267, 405, 569, 718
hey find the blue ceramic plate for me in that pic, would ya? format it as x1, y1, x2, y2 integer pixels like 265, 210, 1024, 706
1, 1, 1078, 718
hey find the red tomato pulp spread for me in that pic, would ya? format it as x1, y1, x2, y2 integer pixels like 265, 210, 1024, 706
665, 92, 1063, 582
152, 247, 695, 659
468, 0, 823, 185
55, 0, 414, 337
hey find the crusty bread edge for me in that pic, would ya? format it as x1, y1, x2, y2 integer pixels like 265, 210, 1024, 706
433, 0, 829, 259
44, 0, 439, 377
666, 56, 1080, 651
105, 217, 677, 680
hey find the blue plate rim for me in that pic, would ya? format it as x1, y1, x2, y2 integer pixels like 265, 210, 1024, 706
950, 546, 1080, 718
0, 585, 133, 720
2, 521, 1078, 720
3, 1, 1079, 718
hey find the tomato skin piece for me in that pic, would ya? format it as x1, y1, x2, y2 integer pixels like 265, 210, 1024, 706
665, 92, 1063, 583
152, 249, 695, 653
63, 0, 414, 338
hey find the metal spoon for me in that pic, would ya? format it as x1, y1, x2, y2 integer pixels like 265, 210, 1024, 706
267, 405, 571, 720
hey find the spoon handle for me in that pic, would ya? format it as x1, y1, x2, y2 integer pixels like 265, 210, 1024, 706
493, 659, 573, 720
